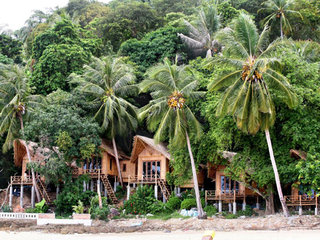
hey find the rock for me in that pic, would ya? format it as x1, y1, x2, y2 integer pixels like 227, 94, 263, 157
109, 208, 120, 218
146, 213, 154, 217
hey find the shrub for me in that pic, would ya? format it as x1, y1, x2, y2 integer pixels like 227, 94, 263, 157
181, 198, 196, 210
166, 196, 181, 210
236, 206, 254, 217
1, 205, 12, 212
225, 213, 238, 219
124, 185, 166, 215
25, 199, 48, 213
89, 195, 110, 221
72, 200, 84, 214
204, 205, 217, 217
115, 185, 126, 200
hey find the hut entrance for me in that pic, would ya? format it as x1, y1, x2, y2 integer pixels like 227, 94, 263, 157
221, 175, 239, 194
142, 161, 161, 181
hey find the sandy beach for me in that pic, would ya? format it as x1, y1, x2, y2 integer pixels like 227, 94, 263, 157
1, 230, 320, 240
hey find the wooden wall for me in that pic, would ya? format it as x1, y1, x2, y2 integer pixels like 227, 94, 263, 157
120, 160, 136, 182
137, 146, 168, 181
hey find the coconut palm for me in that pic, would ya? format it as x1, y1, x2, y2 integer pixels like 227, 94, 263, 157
139, 58, 205, 218
208, 13, 297, 217
259, 0, 302, 39
0, 63, 44, 201
178, 5, 221, 58
70, 56, 138, 186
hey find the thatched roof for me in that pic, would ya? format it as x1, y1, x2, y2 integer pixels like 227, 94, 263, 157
130, 135, 170, 162
100, 139, 129, 160
290, 149, 307, 160
13, 139, 52, 167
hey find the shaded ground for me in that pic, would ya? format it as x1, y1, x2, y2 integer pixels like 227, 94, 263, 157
1, 230, 320, 240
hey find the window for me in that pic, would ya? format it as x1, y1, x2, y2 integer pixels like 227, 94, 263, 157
123, 164, 127, 172
110, 159, 112, 170
220, 175, 239, 193
142, 161, 160, 179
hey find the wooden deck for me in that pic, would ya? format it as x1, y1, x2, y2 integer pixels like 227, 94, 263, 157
11, 176, 33, 185
205, 190, 245, 202
123, 175, 164, 184
72, 169, 101, 178
284, 195, 319, 206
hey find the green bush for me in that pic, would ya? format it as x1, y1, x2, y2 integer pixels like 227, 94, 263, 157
25, 199, 48, 213
89, 195, 110, 221
181, 198, 196, 210
1, 205, 12, 212
115, 185, 126, 200
236, 206, 254, 217
124, 185, 167, 215
204, 205, 217, 217
225, 213, 238, 219
166, 196, 181, 210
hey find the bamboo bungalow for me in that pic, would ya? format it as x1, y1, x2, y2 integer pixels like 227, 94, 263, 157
205, 151, 260, 214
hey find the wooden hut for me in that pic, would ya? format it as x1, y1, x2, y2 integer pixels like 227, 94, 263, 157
205, 151, 259, 213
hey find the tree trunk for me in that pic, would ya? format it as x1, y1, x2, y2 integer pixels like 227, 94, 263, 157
280, 15, 284, 39
97, 174, 102, 209
265, 129, 289, 217
112, 137, 123, 186
18, 114, 41, 202
186, 132, 205, 218
206, 49, 212, 58
265, 188, 275, 215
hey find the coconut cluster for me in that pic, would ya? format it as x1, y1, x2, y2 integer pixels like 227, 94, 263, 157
241, 58, 263, 82
167, 91, 185, 110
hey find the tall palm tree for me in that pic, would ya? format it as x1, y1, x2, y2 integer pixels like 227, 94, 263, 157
178, 5, 221, 58
70, 56, 138, 186
139, 58, 205, 218
259, 0, 302, 39
208, 13, 297, 217
0, 63, 44, 201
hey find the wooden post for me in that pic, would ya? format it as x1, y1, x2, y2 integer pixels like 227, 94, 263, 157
114, 176, 117, 192
233, 190, 237, 214
299, 195, 302, 215
20, 184, 24, 208
256, 196, 260, 209
127, 184, 131, 200
315, 195, 318, 215
228, 202, 232, 212
90, 180, 94, 191
83, 181, 86, 192
9, 185, 13, 207
178, 187, 181, 194
56, 184, 60, 199
205, 191, 207, 205
31, 186, 35, 208
154, 184, 158, 200
242, 191, 246, 211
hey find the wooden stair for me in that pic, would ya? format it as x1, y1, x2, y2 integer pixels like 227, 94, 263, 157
157, 179, 171, 201
101, 174, 119, 204
36, 176, 51, 203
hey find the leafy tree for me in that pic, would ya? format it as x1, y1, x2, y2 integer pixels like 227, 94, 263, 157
178, 5, 221, 58
139, 58, 205, 218
97, 1, 161, 50
208, 13, 297, 217
259, 0, 303, 39
0, 34, 23, 64
150, 0, 200, 16
70, 56, 138, 185
120, 26, 186, 75
0, 63, 44, 201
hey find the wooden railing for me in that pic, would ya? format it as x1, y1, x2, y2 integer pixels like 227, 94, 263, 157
72, 168, 101, 178
284, 195, 318, 206
205, 189, 244, 202
11, 175, 33, 185
124, 174, 163, 183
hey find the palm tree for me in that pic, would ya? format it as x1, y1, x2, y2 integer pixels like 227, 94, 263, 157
259, 0, 302, 39
178, 5, 221, 58
139, 58, 205, 218
70, 56, 138, 186
0, 63, 44, 201
208, 13, 297, 217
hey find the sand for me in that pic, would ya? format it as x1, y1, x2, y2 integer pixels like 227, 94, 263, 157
1, 230, 319, 240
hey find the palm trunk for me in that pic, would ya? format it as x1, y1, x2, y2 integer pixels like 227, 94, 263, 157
18, 114, 41, 202
97, 173, 102, 209
112, 137, 123, 186
186, 132, 205, 218
280, 15, 284, 39
265, 129, 289, 217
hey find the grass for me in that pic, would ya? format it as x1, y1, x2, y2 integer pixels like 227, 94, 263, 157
146, 211, 191, 220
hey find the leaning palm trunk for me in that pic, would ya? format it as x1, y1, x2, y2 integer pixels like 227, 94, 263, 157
265, 129, 289, 217
112, 137, 123, 186
186, 132, 205, 218
18, 115, 41, 202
